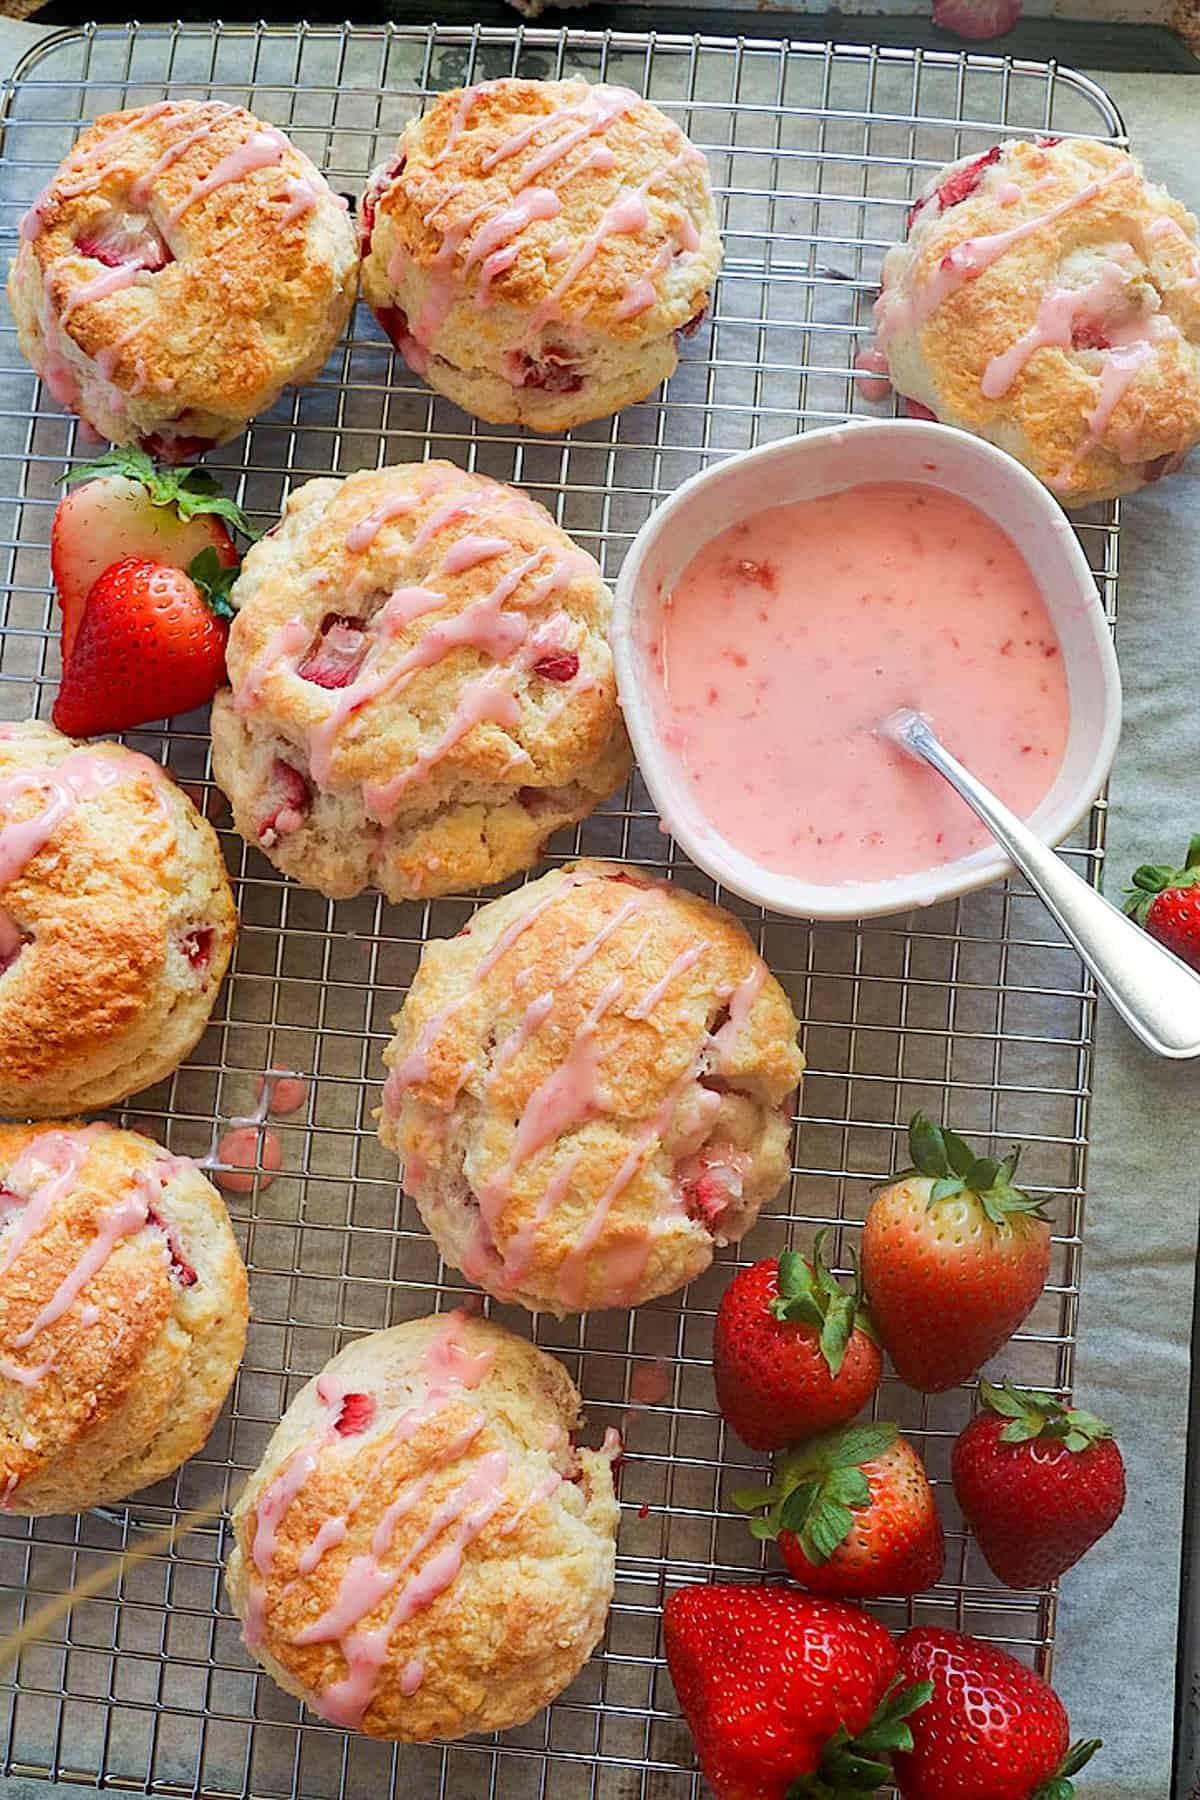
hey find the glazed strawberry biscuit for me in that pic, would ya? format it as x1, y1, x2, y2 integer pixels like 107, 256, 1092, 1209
0, 720, 236, 1118
873, 136, 1200, 505
359, 77, 722, 431
0, 1120, 248, 1515
210, 462, 630, 901
378, 861, 805, 1315
226, 1311, 619, 1739
8, 100, 358, 459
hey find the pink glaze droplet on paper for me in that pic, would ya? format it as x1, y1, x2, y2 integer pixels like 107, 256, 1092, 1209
255, 1068, 308, 1116
215, 1125, 283, 1193
628, 1359, 671, 1406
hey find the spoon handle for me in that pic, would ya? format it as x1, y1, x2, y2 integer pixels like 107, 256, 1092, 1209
898, 711, 1200, 1060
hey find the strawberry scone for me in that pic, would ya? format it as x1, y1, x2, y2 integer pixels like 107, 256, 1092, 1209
0, 1120, 247, 1515
226, 1311, 618, 1739
871, 136, 1200, 505
0, 720, 236, 1117
358, 78, 721, 431
8, 100, 358, 459
378, 861, 805, 1315
209, 462, 630, 901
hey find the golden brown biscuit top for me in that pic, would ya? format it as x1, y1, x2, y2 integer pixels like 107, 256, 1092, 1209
0, 720, 223, 1094
21, 100, 355, 412
223, 462, 620, 811
233, 1312, 617, 1733
368, 77, 719, 337
0, 1121, 214, 1494
381, 862, 803, 1308
878, 136, 1200, 488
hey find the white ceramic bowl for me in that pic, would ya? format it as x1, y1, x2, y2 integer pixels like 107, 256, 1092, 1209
613, 420, 1122, 921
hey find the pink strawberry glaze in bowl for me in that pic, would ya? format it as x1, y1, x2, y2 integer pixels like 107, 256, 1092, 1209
613, 420, 1121, 921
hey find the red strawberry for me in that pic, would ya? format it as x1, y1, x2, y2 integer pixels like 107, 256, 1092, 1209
713, 1231, 881, 1451
862, 1113, 1051, 1393
75, 208, 172, 272
736, 1420, 944, 1599
931, 0, 1023, 41
894, 1627, 1100, 1800
952, 1379, 1126, 1588
664, 1584, 931, 1800
52, 550, 235, 737
1124, 834, 1200, 971
52, 446, 251, 661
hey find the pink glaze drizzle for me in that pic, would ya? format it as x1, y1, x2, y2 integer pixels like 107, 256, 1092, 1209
233, 617, 311, 714
128, 104, 234, 205
254, 1068, 308, 1116
167, 129, 287, 225
12, 1183, 151, 1348
344, 493, 419, 553
383, 877, 591, 1109
214, 1125, 283, 1194
0, 1355, 53, 1387
980, 254, 1137, 398
276, 176, 319, 225
709, 965, 766, 1072
1083, 341, 1153, 452
481, 85, 635, 187
59, 260, 144, 322
877, 159, 1136, 342
310, 1449, 509, 1728
478, 973, 624, 1216
628, 944, 704, 1020
0, 748, 156, 889
0, 1126, 105, 1281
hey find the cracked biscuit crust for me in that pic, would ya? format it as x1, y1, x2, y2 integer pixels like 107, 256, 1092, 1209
378, 860, 805, 1315
0, 721, 236, 1118
358, 77, 722, 431
8, 100, 359, 456
875, 136, 1200, 505
210, 462, 631, 902
226, 1312, 618, 1741
0, 1120, 247, 1516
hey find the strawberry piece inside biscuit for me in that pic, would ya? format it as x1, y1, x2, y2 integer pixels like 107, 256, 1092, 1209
298, 615, 369, 690
257, 758, 312, 849
76, 208, 172, 273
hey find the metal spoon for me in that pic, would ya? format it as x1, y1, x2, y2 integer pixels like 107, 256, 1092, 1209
882, 707, 1200, 1060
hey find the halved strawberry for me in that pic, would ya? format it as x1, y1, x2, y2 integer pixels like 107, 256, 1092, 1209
52, 547, 236, 737
75, 209, 172, 273
52, 447, 254, 662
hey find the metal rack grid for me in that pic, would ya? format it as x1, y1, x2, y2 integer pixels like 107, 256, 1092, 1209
0, 23, 1124, 1799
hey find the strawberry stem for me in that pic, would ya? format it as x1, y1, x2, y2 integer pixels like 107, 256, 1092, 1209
893, 1112, 1048, 1226
770, 1230, 877, 1373
1030, 1736, 1102, 1799
733, 1420, 898, 1560
1124, 835, 1200, 924
187, 547, 238, 621
978, 1379, 1113, 1453
786, 1677, 934, 1796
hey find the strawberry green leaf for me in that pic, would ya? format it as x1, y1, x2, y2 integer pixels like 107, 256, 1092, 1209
1187, 836, 1200, 872
187, 546, 238, 620
981, 1379, 1112, 1452
1057, 1740, 1103, 1778
770, 1230, 872, 1375
943, 1128, 976, 1176
1032, 1739, 1102, 1800
929, 1174, 966, 1204
821, 1421, 896, 1468
59, 446, 259, 541
819, 1293, 855, 1378
792, 1679, 933, 1795
908, 1112, 948, 1177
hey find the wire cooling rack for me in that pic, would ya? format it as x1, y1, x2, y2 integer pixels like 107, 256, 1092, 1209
0, 22, 1125, 1799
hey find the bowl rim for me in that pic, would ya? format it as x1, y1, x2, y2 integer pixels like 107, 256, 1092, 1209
611, 419, 1123, 922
